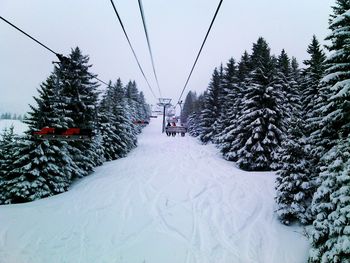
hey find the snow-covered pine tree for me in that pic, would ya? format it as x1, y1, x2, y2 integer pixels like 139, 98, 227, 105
181, 91, 196, 124
215, 59, 239, 144
125, 80, 142, 133
276, 50, 300, 123
211, 64, 226, 141
187, 92, 206, 137
275, 116, 313, 225
1, 75, 79, 204
301, 36, 327, 177
218, 54, 248, 160
0, 126, 18, 203
137, 91, 150, 121
232, 37, 284, 171
271, 51, 301, 171
277, 36, 325, 224
55, 47, 100, 176
98, 81, 124, 161
308, 1, 350, 261
198, 67, 223, 143
111, 80, 137, 156
309, 137, 350, 263
302, 35, 327, 131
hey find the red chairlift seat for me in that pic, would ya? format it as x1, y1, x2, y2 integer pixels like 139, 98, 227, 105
33, 127, 93, 141
133, 120, 149, 125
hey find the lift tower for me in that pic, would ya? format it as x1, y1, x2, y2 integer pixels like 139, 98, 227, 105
157, 98, 172, 133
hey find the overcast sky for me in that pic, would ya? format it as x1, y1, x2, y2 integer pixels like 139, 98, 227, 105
1, 0, 334, 114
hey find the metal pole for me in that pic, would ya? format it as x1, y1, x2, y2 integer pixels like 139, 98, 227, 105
162, 105, 166, 133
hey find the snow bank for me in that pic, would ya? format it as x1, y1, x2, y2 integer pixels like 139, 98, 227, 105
0, 117, 309, 263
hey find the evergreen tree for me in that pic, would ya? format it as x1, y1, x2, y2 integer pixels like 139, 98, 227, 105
275, 117, 313, 225
216, 57, 242, 158
215, 59, 239, 144
55, 47, 100, 176
0, 126, 18, 203
231, 38, 284, 171
309, 1, 350, 261
187, 93, 206, 137
309, 137, 350, 263
276, 49, 300, 123
0, 75, 80, 204
98, 82, 124, 161
181, 91, 196, 124
198, 68, 223, 143
302, 35, 327, 127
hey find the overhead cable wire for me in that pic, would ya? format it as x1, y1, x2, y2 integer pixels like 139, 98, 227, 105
109, 0, 157, 99
0, 15, 112, 89
0, 15, 57, 56
137, 0, 162, 97
177, 0, 224, 104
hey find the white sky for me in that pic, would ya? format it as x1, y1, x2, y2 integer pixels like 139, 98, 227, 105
0, 0, 334, 114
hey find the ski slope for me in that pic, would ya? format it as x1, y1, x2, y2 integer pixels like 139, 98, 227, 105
0, 117, 309, 263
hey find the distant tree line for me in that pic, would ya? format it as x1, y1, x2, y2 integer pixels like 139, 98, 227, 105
0, 113, 25, 121
181, 1, 350, 261
0, 47, 150, 205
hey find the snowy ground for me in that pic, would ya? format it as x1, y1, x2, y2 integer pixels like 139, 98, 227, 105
0, 117, 309, 263
0, 119, 28, 137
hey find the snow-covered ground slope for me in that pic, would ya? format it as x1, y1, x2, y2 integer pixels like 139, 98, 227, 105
0, 117, 309, 263
0, 119, 28, 137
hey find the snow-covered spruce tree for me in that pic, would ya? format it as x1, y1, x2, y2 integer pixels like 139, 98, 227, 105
215, 58, 239, 144
301, 36, 327, 188
271, 51, 302, 171
98, 81, 124, 161
216, 58, 241, 155
275, 116, 313, 225
211, 64, 226, 141
1, 75, 78, 204
297, 36, 327, 215
309, 1, 350, 262
198, 67, 223, 143
187, 92, 206, 137
218, 52, 251, 161
55, 47, 101, 176
309, 138, 350, 263
276, 50, 300, 123
181, 91, 196, 124
0, 126, 18, 203
111, 80, 137, 156
302, 35, 327, 131
125, 80, 142, 134
137, 91, 150, 121
232, 37, 285, 171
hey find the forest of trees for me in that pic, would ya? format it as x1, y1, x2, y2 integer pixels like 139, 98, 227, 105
181, 1, 350, 262
0, 112, 25, 120
0, 47, 150, 204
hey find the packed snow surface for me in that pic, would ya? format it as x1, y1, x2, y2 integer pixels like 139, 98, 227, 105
0, 117, 309, 263
0, 119, 28, 137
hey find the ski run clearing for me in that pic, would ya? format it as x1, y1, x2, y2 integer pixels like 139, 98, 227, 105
0, 117, 309, 263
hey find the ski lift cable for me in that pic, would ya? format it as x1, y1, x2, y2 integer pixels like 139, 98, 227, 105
109, 0, 157, 100
137, 0, 162, 98
0, 15, 57, 56
176, 0, 224, 104
0, 15, 113, 90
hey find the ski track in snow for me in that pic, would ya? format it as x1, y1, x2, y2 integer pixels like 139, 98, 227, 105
0, 117, 309, 263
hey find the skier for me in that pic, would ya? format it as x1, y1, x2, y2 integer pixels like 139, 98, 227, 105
172, 122, 176, 137
166, 122, 171, 136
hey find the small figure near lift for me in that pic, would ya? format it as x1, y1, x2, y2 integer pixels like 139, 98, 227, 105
166, 122, 171, 136
171, 122, 177, 137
